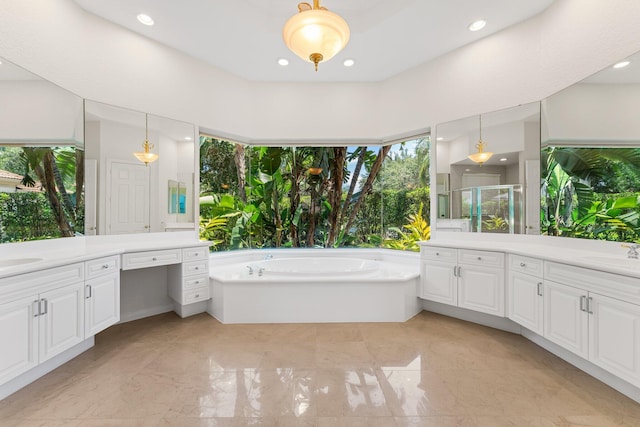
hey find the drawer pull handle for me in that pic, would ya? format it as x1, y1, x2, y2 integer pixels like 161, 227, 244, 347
537, 282, 543, 296
580, 295, 587, 312
102, 264, 109, 269
520, 262, 526, 267
587, 297, 594, 314
33, 300, 40, 317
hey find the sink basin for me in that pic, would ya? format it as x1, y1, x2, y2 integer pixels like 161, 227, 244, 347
0, 257, 43, 268
580, 256, 640, 269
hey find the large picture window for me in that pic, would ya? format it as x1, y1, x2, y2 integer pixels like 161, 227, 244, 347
199, 138, 430, 251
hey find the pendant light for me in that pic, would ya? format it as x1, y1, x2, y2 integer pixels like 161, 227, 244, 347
283, 0, 350, 72
468, 114, 493, 165
133, 114, 159, 166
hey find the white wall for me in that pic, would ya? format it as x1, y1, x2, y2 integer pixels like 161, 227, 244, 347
0, 81, 83, 145
0, 0, 639, 144
542, 83, 640, 145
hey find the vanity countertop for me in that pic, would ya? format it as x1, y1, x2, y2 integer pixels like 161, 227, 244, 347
420, 233, 640, 279
0, 232, 210, 279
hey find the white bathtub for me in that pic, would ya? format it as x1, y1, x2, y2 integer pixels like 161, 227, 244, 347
207, 249, 421, 323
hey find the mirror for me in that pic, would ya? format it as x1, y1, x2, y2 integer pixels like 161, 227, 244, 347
0, 56, 85, 242
168, 180, 187, 214
84, 100, 196, 234
435, 102, 541, 234
540, 51, 640, 242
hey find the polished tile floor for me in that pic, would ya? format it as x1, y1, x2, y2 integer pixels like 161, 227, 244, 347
2, 311, 640, 426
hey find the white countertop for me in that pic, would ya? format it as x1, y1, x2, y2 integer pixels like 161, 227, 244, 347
0, 232, 211, 278
421, 233, 640, 279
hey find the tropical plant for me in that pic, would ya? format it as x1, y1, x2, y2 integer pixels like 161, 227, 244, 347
382, 203, 431, 251
483, 215, 508, 232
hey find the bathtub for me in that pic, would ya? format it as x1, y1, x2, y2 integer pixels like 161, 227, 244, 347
207, 249, 421, 323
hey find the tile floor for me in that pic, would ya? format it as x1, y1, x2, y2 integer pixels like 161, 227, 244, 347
1, 311, 640, 426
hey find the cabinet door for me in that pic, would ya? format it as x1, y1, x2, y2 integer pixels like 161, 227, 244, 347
508, 271, 543, 335
421, 260, 457, 306
39, 282, 85, 363
85, 273, 120, 337
0, 296, 38, 383
589, 293, 640, 388
543, 280, 588, 359
458, 265, 504, 316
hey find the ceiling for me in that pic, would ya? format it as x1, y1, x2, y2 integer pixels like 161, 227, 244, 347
71, 0, 556, 83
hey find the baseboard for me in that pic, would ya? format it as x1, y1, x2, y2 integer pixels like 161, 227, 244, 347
173, 300, 208, 318
119, 304, 174, 323
0, 338, 94, 401
422, 300, 522, 334
521, 328, 640, 404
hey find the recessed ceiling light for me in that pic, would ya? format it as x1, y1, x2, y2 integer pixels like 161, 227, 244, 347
500, 157, 507, 162
278, 58, 289, 66
137, 13, 154, 26
613, 60, 631, 69
436, 137, 444, 141
185, 136, 192, 141
343, 59, 355, 67
468, 20, 486, 32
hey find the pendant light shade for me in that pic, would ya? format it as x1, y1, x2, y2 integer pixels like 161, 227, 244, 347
133, 114, 159, 166
283, 1, 350, 71
468, 115, 493, 165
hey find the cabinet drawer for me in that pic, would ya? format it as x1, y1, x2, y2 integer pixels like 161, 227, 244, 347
509, 254, 542, 278
86, 256, 119, 279
545, 261, 640, 305
459, 249, 504, 268
183, 260, 208, 277
183, 247, 208, 262
121, 249, 182, 270
184, 274, 209, 290
183, 286, 210, 304
0, 263, 84, 297
421, 246, 457, 261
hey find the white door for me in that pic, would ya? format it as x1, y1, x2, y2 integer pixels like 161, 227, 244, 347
589, 293, 640, 388
421, 260, 457, 306
543, 280, 588, 359
508, 271, 543, 335
458, 265, 505, 316
0, 295, 38, 384
39, 282, 85, 363
85, 273, 120, 337
108, 162, 150, 234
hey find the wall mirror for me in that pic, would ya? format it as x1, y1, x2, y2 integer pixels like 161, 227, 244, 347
435, 102, 541, 234
540, 50, 640, 242
85, 100, 196, 235
0, 56, 85, 243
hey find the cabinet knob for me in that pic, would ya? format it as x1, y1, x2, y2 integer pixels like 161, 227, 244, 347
435, 252, 440, 256
152, 257, 157, 261
195, 294, 200, 298
102, 264, 109, 269
195, 280, 200, 284
520, 262, 526, 267
477, 257, 482, 260
195, 267, 199, 270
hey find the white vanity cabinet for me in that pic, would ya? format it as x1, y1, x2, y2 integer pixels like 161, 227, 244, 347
508, 254, 544, 335
0, 263, 85, 384
84, 256, 120, 337
421, 246, 505, 316
168, 246, 210, 314
544, 261, 640, 388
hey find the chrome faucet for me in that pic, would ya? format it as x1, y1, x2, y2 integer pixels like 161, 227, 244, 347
623, 243, 639, 259
258, 267, 264, 277
246, 265, 254, 275
264, 254, 273, 260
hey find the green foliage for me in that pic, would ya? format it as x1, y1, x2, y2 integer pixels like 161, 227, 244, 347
541, 146, 640, 242
381, 203, 431, 251
0, 192, 60, 242
483, 215, 508, 232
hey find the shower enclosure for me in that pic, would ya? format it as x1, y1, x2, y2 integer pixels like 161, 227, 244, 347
450, 184, 523, 234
